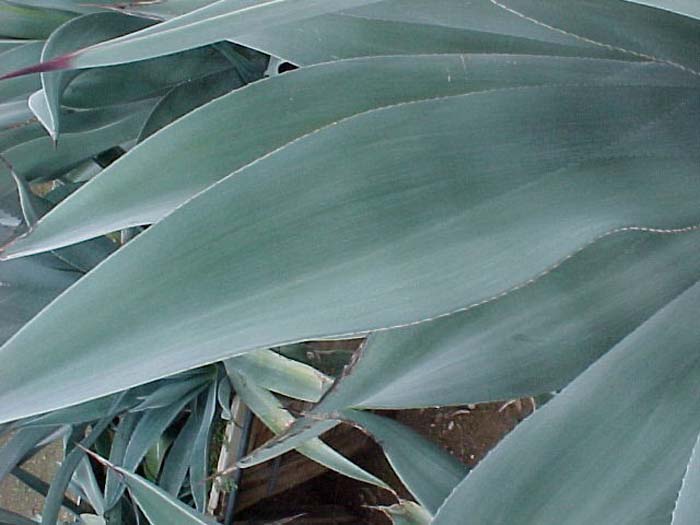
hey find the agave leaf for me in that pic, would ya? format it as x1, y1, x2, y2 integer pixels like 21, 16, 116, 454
0, 100, 33, 131
11, 169, 116, 272
623, 0, 700, 20
0, 42, 42, 102
189, 383, 217, 513
228, 349, 333, 403
72, 457, 105, 515
0, 508, 37, 525
227, 367, 389, 489
375, 501, 431, 525
0, 39, 36, 53
158, 405, 201, 498
38, 12, 155, 139
111, 465, 218, 525
10, 466, 82, 515
234, 0, 626, 65
104, 412, 140, 511
344, 410, 467, 514
137, 67, 247, 141
0, 82, 697, 424
313, 230, 700, 410
433, 281, 700, 525
8, 0, 383, 72
489, 0, 700, 73
672, 431, 700, 524
62, 43, 255, 110
0, 426, 60, 481
0, 1, 74, 39
118, 386, 203, 475
6, 53, 698, 255
1, 98, 154, 183
237, 417, 341, 469
42, 415, 113, 525
0, 255, 79, 347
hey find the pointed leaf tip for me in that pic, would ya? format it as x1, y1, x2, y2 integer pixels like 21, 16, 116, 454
0, 52, 77, 81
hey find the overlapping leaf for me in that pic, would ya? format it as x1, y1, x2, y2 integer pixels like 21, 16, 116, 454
433, 281, 700, 524
5, 54, 698, 255
0, 83, 698, 423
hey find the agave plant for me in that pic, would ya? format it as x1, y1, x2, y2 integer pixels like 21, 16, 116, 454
0, 0, 699, 524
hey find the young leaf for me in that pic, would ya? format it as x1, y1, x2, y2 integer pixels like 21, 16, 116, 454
227, 367, 389, 489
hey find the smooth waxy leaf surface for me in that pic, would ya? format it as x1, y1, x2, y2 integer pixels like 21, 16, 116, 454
26, 0, 383, 71
0, 1, 73, 39
6, 54, 699, 255
233, 0, 623, 65
112, 465, 218, 525
229, 349, 333, 402
0, 99, 154, 183
0, 255, 79, 346
624, 0, 700, 19
0, 85, 698, 423
671, 432, 700, 524
433, 281, 700, 525
61, 43, 249, 110
0, 42, 42, 102
39, 12, 155, 138
490, 0, 700, 73
314, 230, 700, 409
345, 410, 466, 514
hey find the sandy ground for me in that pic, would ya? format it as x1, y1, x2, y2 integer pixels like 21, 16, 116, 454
0, 434, 75, 522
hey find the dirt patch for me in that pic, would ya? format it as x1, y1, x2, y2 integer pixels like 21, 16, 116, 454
234, 400, 533, 524
0, 434, 75, 522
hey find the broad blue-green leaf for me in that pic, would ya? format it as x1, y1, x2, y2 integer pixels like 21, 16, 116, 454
0, 1, 73, 39
39, 12, 154, 138
313, 230, 700, 410
0, 99, 154, 183
27, 0, 383, 71
0, 85, 697, 424
624, 0, 700, 19
671, 431, 700, 524
0, 42, 42, 102
489, 0, 700, 73
11, 169, 116, 272
0, 100, 32, 130
433, 281, 700, 525
0, 39, 36, 53
234, 0, 625, 65
227, 367, 389, 489
344, 410, 466, 514
62, 43, 253, 110
6, 54, 698, 255
137, 67, 247, 141
0, 255, 79, 346
228, 349, 332, 402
